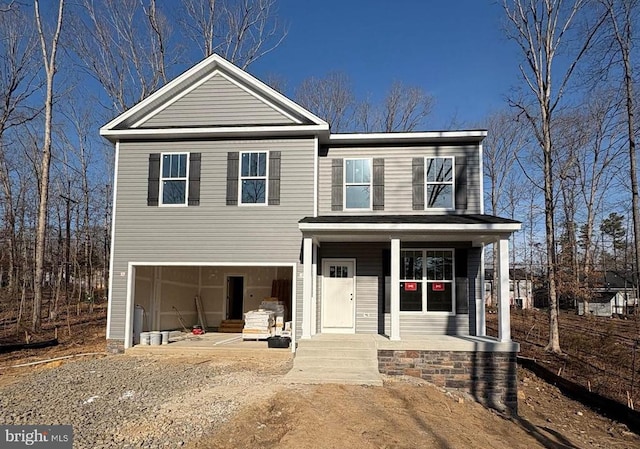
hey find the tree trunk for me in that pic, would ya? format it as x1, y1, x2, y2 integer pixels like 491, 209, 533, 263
32, 0, 64, 332
543, 110, 562, 353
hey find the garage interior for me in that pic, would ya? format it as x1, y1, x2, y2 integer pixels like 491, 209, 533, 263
132, 265, 293, 335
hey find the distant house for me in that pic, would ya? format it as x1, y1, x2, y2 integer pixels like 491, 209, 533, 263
578, 271, 637, 316
484, 268, 533, 309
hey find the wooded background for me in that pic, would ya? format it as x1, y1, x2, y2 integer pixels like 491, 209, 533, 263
0, 0, 638, 355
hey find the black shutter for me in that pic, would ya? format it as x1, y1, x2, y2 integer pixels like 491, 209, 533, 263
147, 153, 160, 206
455, 248, 469, 314
373, 158, 385, 210
188, 153, 201, 206
268, 151, 281, 205
455, 155, 467, 210
412, 157, 424, 210
226, 152, 239, 205
331, 158, 343, 211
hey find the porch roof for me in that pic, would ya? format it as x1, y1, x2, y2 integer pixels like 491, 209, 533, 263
299, 214, 521, 244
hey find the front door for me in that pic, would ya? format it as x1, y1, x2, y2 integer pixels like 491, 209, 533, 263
322, 259, 356, 333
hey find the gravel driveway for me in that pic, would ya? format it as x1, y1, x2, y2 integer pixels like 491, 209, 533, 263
0, 355, 290, 448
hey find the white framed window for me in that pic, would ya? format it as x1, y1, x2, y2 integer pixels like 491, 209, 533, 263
425, 156, 454, 209
400, 249, 455, 313
160, 153, 189, 206
344, 158, 372, 210
240, 151, 268, 205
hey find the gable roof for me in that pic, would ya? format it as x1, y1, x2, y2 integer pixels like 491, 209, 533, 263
100, 53, 329, 141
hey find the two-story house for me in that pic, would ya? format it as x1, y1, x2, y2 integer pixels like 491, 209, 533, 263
100, 54, 521, 412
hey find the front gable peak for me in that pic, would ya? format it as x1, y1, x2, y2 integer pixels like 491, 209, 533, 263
100, 53, 328, 141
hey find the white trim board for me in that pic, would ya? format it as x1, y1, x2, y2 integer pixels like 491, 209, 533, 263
105, 141, 120, 340
299, 222, 521, 233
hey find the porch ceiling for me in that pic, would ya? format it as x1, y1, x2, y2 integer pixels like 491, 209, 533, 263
299, 214, 521, 245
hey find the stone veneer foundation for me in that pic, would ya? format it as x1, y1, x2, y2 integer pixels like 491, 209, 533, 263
378, 349, 518, 414
106, 339, 125, 354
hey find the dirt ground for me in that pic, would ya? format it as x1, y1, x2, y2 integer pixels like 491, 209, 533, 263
187, 369, 640, 449
2, 313, 640, 448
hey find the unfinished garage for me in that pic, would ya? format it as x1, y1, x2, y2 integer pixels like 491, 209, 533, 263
130, 264, 293, 341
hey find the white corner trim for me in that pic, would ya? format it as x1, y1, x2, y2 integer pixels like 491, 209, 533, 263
291, 263, 297, 353
479, 142, 485, 214
105, 141, 119, 340
124, 264, 135, 349
313, 136, 319, 218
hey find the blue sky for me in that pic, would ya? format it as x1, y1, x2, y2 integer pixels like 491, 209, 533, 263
250, 0, 522, 129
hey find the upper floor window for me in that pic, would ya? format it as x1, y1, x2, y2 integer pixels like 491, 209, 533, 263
425, 157, 454, 209
240, 151, 267, 204
161, 153, 189, 205
345, 158, 371, 209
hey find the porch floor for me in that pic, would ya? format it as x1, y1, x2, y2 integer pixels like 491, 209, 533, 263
125, 332, 292, 359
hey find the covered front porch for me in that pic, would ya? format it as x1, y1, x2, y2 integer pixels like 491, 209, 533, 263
298, 214, 522, 342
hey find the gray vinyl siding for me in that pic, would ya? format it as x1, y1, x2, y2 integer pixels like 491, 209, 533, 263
384, 314, 470, 336
141, 73, 295, 128
467, 247, 482, 335
318, 145, 481, 215
318, 243, 385, 334
110, 138, 314, 339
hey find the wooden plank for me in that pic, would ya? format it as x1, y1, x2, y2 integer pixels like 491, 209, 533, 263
195, 295, 208, 331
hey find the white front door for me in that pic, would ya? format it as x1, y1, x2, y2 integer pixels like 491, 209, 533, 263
322, 259, 356, 333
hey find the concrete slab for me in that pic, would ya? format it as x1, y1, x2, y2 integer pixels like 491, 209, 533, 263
125, 332, 292, 360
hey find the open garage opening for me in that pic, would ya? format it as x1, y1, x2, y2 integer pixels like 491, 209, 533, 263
129, 264, 294, 345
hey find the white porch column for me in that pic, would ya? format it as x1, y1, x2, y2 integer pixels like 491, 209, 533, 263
496, 237, 511, 342
302, 237, 313, 339
390, 237, 401, 341
311, 243, 318, 336
476, 244, 486, 336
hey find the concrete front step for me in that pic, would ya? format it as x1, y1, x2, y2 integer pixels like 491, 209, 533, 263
292, 360, 379, 370
284, 335, 383, 386
285, 374, 382, 386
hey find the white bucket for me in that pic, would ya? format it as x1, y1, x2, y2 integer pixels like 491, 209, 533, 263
150, 331, 162, 346
140, 332, 151, 346
161, 331, 170, 345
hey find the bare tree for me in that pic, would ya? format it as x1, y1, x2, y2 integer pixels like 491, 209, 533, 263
503, 0, 606, 353
380, 81, 434, 132
295, 72, 356, 133
601, 0, 640, 301
180, 0, 287, 67
69, 0, 173, 113
0, 5, 40, 292
32, 0, 64, 332
483, 110, 527, 306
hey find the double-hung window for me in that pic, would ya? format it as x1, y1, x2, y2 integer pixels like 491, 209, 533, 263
425, 157, 454, 209
400, 249, 454, 313
161, 153, 189, 205
240, 151, 268, 204
344, 158, 372, 209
